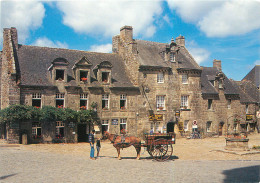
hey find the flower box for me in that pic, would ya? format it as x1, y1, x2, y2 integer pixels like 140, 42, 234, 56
80, 106, 87, 110
81, 77, 87, 82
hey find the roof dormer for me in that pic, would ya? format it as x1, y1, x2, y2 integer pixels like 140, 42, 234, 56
48, 58, 69, 82
94, 61, 113, 84
72, 56, 92, 84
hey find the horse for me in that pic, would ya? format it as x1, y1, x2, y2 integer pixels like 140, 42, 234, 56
103, 131, 141, 160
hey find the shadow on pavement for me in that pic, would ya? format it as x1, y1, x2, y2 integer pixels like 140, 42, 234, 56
0, 173, 18, 180
98, 155, 179, 161
222, 165, 260, 183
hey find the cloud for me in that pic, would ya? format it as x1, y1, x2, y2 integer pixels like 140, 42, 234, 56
0, 1, 45, 44
31, 37, 68, 49
187, 40, 210, 64
167, 0, 260, 37
90, 44, 112, 53
254, 60, 260, 65
56, 1, 162, 38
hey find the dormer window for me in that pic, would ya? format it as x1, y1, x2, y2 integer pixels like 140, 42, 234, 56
102, 72, 109, 83
55, 69, 64, 81
80, 71, 88, 82
170, 52, 175, 62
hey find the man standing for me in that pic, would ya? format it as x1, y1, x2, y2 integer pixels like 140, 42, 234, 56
89, 129, 95, 160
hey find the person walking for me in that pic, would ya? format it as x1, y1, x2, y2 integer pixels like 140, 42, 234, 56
96, 138, 101, 158
89, 129, 95, 160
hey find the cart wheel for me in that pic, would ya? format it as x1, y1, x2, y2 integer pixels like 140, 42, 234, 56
147, 145, 154, 157
149, 138, 173, 161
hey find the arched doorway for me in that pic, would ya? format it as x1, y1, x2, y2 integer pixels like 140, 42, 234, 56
218, 122, 224, 136
167, 122, 175, 133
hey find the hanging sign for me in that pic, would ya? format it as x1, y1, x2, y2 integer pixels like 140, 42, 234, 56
149, 114, 163, 121
246, 114, 253, 121
192, 120, 198, 128
178, 122, 184, 131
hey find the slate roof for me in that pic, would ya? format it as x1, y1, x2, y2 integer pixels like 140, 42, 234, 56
242, 65, 260, 88
17, 45, 135, 88
231, 80, 260, 103
201, 67, 239, 95
135, 40, 201, 70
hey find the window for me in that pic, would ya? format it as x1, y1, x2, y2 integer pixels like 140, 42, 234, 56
151, 122, 161, 133
102, 94, 109, 109
246, 105, 249, 114
184, 120, 189, 131
120, 118, 127, 132
56, 121, 65, 138
208, 99, 213, 110
102, 72, 109, 83
32, 93, 41, 108
80, 94, 88, 110
170, 52, 175, 62
80, 71, 88, 82
156, 95, 165, 110
206, 121, 212, 132
218, 80, 223, 88
32, 122, 41, 138
55, 69, 64, 80
102, 120, 109, 134
120, 94, 127, 110
227, 99, 231, 109
182, 74, 188, 84
181, 95, 188, 108
157, 72, 164, 83
56, 93, 64, 108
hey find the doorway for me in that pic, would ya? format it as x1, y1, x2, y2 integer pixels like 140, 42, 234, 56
77, 124, 87, 142
167, 122, 175, 133
218, 122, 224, 136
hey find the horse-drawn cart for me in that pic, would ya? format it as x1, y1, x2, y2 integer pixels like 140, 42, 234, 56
103, 131, 176, 161
142, 133, 176, 161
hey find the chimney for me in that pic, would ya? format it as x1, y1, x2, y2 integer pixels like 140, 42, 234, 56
176, 35, 185, 47
213, 59, 222, 71
10, 27, 18, 51
120, 25, 133, 43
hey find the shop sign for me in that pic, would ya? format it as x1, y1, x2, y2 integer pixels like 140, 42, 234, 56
178, 121, 184, 131
192, 120, 198, 129
111, 119, 118, 125
94, 125, 100, 131
175, 111, 180, 117
256, 111, 260, 118
246, 114, 253, 121
149, 114, 163, 121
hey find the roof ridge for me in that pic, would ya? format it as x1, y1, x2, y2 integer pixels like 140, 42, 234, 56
19, 44, 116, 55
135, 39, 167, 45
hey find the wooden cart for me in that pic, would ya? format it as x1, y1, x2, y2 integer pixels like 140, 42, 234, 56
142, 133, 176, 161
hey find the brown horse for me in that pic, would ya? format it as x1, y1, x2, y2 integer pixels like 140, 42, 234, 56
103, 131, 141, 160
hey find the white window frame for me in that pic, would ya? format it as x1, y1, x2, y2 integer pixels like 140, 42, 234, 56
206, 121, 212, 132
184, 120, 189, 132
157, 72, 164, 83
56, 121, 65, 138
181, 95, 188, 108
56, 93, 65, 108
227, 99, 231, 109
32, 93, 42, 108
80, 94, 88, 110
208, 99, 213, 110
102, 94, 109, 109
170, 52, 175, 62
102, 119, 109, 132
32, 122, 41, 136
120, 94, 127, 109
120, 118, 127, 131
182, 74, 188, 84
156, 95, 165, 110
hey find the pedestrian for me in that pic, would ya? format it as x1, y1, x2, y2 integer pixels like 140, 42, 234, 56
89, 129, 95, 160
96, 138, 101, 158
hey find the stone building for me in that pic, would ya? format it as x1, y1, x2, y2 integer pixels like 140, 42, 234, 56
0, 26, 259, 144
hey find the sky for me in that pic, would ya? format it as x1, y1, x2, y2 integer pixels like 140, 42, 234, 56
0, 0, 260, 81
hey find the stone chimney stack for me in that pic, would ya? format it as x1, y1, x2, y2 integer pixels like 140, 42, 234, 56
120, 25, 133, 43
176, 35, 185, 47
10, 27, 18, 51
213, 59, 222, 71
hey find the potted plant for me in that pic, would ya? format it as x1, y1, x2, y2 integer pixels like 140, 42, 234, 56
158, 106, 164, 110
81, 77, 87, 82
